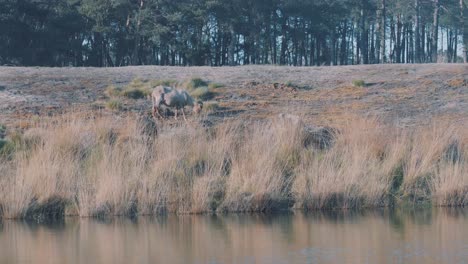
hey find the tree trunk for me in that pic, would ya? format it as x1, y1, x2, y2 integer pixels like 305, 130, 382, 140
280, 15, 288, 65
421, 23, 426, 62
228, 26, 236, 66
390, 16, 395, 62
432, 0, 440, 62
415, 0, 421, 63
380, 0, 386, 63
396, 15, 402, 63
375, 1, 383, 63
340, 20, 348, 65
461, 0, 467, 63
359, 4, 369, 64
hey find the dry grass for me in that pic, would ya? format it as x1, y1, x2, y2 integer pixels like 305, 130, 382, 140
447, 78, 467, 88
0, 114, 467, 219
106, 100, 123, 111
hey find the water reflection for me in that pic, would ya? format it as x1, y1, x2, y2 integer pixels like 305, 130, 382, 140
0, 208, 467, 263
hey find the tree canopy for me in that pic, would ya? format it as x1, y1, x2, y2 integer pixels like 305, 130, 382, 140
1, 0, 467, 66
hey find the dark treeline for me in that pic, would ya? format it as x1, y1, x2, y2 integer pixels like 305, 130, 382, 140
1, 0, 467, 67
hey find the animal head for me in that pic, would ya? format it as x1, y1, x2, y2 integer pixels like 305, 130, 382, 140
193, 101, 203, 114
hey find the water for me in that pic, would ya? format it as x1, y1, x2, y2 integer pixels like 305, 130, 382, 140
1, 209, 468, 264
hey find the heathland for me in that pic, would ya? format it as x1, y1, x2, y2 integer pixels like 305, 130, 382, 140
0, 64, 467, 219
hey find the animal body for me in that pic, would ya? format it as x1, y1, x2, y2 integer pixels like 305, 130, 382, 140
151, 85, 202, 121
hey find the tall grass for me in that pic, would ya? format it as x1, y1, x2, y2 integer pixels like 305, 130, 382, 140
0, 114, 466, 219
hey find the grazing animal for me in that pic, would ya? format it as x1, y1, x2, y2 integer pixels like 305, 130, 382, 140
151, 85, 203, 121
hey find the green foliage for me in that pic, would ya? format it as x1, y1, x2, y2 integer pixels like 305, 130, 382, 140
0, 0, 463, 66
352, 80, 366, 87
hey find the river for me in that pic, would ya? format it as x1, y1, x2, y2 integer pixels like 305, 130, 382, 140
1, 208, 467, 263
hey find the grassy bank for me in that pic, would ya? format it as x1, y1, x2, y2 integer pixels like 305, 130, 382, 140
0, 114, 467, 219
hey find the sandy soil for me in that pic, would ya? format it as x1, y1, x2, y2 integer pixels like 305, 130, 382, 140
0, 64, 467, 129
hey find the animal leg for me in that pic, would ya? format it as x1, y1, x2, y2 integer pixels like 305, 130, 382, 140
156, 107, 165, 119
152, 106, 164, 120
181, 108, 187, 122
152, 97, 156, 118
174, 108, 178, 120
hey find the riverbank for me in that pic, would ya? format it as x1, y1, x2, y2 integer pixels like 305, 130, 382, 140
0, 114, 466, 220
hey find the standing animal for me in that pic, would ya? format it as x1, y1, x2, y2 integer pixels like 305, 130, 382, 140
151, 85, 203, 121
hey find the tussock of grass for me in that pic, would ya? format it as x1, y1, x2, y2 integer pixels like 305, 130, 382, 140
0, 139, 16, 159
106, 79, 158, 100
121, 88, 147, 99
0, 124, 6, 139
0, 139, 14, 157
106, 100, 123, 111
185, 78, 219, 100
352, 80, 366, 87
447, 78, 467, 87
185, 77, 208, 90
105, 85, 122, 97
0, 115, 467, 219
0, 131, 30, 159
121, 79, 152, 99
203, 101, 220, 112
149, 79, 178, 87
208, 83, 224, 89
190, 86, 213, 100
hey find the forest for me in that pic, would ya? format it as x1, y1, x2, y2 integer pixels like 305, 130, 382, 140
0, 0, 467, 67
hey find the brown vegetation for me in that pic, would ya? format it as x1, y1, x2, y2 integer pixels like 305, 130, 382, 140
0, 114, 466, 219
